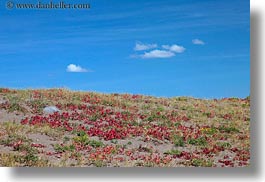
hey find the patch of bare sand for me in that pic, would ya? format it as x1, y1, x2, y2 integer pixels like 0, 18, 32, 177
0, 109, 25, 123
28, 133, 56, 151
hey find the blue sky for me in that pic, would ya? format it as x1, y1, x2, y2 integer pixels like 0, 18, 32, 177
0, 0, 250, 98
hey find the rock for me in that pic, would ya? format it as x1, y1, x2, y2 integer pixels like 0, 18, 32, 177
43, 106, 60, 114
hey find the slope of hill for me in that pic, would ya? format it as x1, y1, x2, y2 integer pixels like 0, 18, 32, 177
0, 88, 250, 167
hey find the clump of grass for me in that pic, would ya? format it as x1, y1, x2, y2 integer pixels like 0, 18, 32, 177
8, 102, 27, 113
143, 161, 155, 167
0, 153, 52, 167
23, 152, 39, 165
0, 122, 27, 136
146, 115, 157, 122
88, 140, 104, 148
14, 143, 38, 153
111, 140, 118, 144
164, 149, 181, 155
191, 158, 213, 167
72, 131, 104, 148
156, 106, 165, 112
144, 111, 167, 122
63, 136, 70, 142
54, 144, 75, 153
200, 127, 218, 135
216, 142, 232, 149
0, 133, 30, 147
218, 126, 240, 133
188, 137, 207, 146
175, 97, 188, 102
93, 160, 106, 167
172, 135, 185, 147
174, 122, 181, 127
73, 130, 89, 144
141, 104, 151, 110
102, 99, 114, 106
89, 114, 101, 122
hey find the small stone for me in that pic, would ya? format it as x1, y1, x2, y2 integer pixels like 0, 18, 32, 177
43, 106, 60, 114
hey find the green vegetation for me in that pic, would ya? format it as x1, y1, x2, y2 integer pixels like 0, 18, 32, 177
164, 149, 181, 155
188, 137, 207, 146
191, 158, 213, 167
172, 135, 185, 147
218, 126, 240, 133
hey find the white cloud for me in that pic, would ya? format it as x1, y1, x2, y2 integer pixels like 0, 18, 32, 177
132, 42, 186, 59
66, 64, 88, 73
134, 42, 157, 51
141, 50, 175, 59
192, 39, 205, 45
162, 44, 186, 53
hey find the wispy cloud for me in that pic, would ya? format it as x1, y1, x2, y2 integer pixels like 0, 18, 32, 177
134, 42, 157, 51
162, 44, 186, 53
66, 64, 88, 73
192, 39, 205, 45
141, 50, 175, 59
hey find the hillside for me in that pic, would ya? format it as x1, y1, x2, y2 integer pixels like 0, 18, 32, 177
0, 88, 250, 167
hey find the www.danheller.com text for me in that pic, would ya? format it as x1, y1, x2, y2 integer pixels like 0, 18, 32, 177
6, 0, 91, 9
